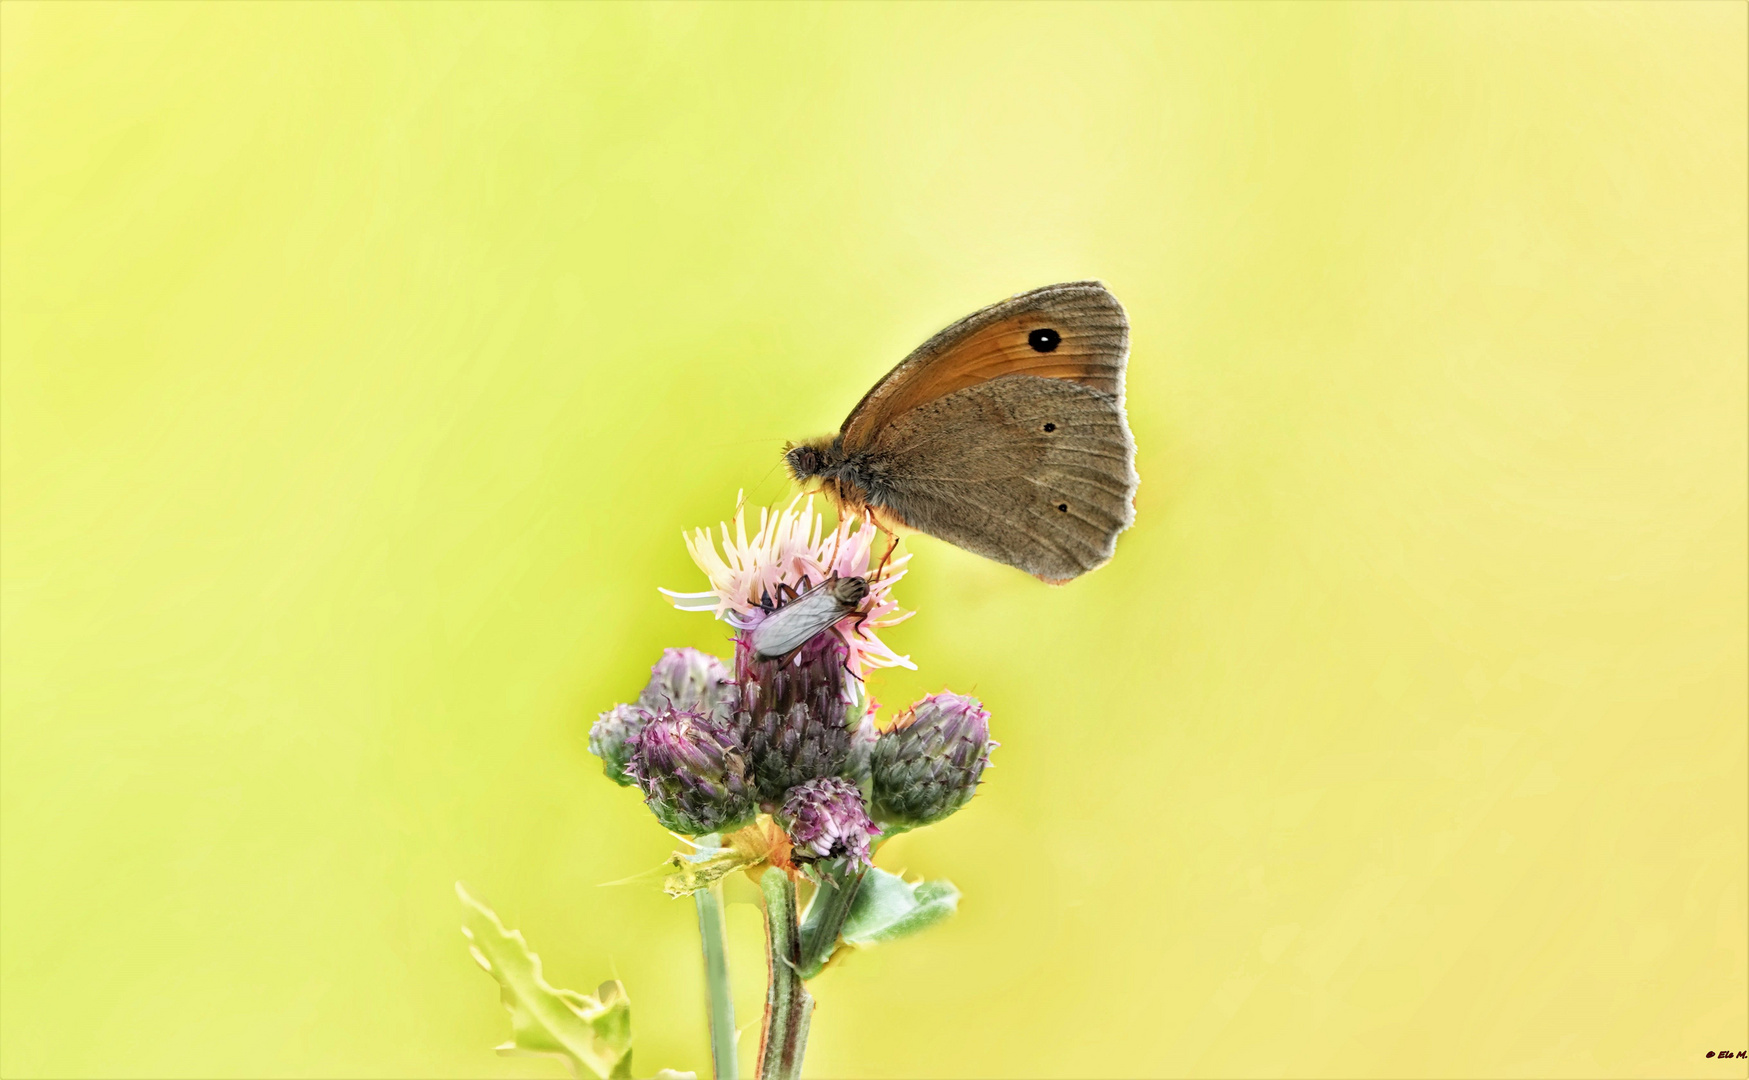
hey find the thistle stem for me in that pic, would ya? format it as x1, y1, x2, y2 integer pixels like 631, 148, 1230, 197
755, 866, 813, 1080
695, 881, 738, 1080
798, 860, 867, 980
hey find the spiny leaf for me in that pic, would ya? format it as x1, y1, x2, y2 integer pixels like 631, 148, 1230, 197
838, 867, 959, 947
457, 882, 634, 1079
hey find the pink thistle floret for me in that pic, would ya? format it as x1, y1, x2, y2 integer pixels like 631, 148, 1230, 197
661, 496, 914, 682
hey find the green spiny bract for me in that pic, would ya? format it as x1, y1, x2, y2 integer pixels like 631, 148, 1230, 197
869, 692, 994, 829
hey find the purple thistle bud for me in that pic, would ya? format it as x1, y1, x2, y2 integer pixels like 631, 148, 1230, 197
869, 692, 995, 829
638, 647, 734, 720
778, 777, 880, 867
735, 632, 856, 803
625, 708, 756, 836
588, 703, 649, 787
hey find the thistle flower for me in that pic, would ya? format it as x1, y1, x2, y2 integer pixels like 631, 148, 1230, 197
638, 647, 734, 719
662, 497, 914, 684
591, 648, 735, 786
589, 703, 648, 787
778, 776, 880, 867
518, 493, 1001, 1080
625, 708, 756, 836
869, 692, 996, 829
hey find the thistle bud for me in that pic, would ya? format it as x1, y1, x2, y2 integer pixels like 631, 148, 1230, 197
869, 691, 994, 829
778, 776, 879, 867
736, 633, 855, 803
625, 708, 756, 836
639, 647, 734, 719
588, 704, 649, 787
846, 710, 878, 788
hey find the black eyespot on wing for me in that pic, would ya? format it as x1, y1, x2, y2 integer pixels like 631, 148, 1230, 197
1043, 422, 1056, 432
1057, 503, 1068, 512
1028, 328, 1061, 353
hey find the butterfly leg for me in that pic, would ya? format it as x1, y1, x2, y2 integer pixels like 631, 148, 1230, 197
825, 523, 846, 571
873, 533, 901, 582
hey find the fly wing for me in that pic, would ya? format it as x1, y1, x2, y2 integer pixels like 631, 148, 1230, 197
749, 589, 852, 659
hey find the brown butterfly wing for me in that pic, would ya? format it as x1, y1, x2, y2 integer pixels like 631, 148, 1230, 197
864, 374, 1138, 581
839, 281, 1128, 451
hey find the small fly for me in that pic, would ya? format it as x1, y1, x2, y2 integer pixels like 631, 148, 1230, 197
748, 575, 870, 660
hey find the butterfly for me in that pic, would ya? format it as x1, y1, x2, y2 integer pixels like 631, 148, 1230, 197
784, 281, 1137, 583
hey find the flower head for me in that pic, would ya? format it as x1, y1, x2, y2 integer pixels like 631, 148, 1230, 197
662, 497, 913, 684
588, 703, 648, 787
625, 708, 757, 836
591, 648, 736, 787
638, 647, 734, 720
778, 776, 880, 867
869, 692, 996, 829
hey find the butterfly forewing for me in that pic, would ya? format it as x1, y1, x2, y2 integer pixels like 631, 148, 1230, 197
839, 281, 1128, 451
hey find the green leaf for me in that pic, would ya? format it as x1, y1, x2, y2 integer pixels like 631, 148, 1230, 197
457, 882, 634, 1079
837, 867, 959, 947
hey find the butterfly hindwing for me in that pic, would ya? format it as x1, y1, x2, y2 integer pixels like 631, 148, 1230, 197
865, 374, 1137, 581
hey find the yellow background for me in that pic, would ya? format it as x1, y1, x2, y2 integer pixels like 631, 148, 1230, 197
2, 3, 1744, 1077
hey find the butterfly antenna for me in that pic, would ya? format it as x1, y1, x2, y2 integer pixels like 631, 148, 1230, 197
749, 455, 790, 506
